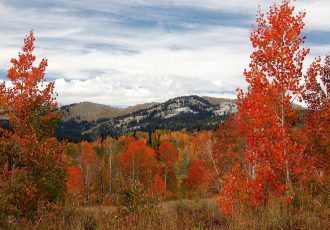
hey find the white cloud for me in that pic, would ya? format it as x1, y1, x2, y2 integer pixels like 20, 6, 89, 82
297, 0, 330, 31
0, 0, 328, 106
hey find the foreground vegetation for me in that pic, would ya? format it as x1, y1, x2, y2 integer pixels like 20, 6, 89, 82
23, 196, 330, 229
0, 0, 329, 229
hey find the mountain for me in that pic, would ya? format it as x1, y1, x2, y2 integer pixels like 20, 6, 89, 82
55, 95, 237, 142
202, 96, 236, 105
94, 95, 237, 137
61, 101, 158, 121
62, 102, 121, 121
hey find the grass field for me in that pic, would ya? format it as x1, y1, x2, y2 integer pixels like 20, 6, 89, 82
31, 195, 329, 230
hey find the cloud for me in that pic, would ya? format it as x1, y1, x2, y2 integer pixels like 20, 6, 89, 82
0, 0, 329, 106
54, 73, 237, 106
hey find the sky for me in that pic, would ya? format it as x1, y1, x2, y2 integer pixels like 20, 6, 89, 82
0, 0, 329, 106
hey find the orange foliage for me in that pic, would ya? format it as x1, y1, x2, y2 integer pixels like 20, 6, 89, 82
148, 174, 166, 199
302, 55, 330, 184
192, 132, 212, 156
219, 0, 320, 214
81, 141, 97, 166
216, 164, 250, 216
5, 31, 60, 139
213, 116, 243, 175
78, 142, 99, 203
0, 31, 66, 220
67, 166, 84, 194
158, 141, 178, 166
186, 159, 212, 194
120, 139, 157, 186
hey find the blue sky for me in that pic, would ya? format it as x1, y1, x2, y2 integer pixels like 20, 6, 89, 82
0, 0, 329, 106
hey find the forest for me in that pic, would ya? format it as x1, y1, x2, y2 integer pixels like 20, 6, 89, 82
0, 0, 329, 229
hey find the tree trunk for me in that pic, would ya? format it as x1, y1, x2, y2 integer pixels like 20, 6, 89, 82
164, 167, 167, 191
109, 151, 112, 199
86, 164, 90, 203
206, 140, 222, 187
98, 163, 104, 205
282, 92, 293, 193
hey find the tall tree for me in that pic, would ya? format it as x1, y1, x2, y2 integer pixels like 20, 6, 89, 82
219, 0, 320, 213
102, 137, 118, 202
302, 54, 330, 183
192, 131, 222, 191
158, 141, 178, 192
120, 139, 157, 188
185, 159, 212, 196
213, 117, 245, 190
148, 174, 166, 200
79, 142, 98, 203
0, 31, 66, 224
5, 31, 60, 139
67, 165, 85, 195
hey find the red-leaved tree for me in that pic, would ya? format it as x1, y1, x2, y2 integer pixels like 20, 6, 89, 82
120, 139, 157, 187
0, 31, 66, 223
302, 54, 330, 187
158, 141, 178, 193
218, 0, 321, 214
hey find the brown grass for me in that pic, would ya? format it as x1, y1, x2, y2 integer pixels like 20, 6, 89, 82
7, 194, 329, 230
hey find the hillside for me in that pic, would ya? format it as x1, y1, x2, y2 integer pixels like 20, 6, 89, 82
61, 102, 122, 121
61, 101, 158, 121
55, 95, 237, 142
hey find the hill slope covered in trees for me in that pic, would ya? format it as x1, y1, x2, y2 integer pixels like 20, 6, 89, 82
55, 95, 237, 142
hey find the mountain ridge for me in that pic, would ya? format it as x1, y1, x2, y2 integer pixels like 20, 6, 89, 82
55, 95, 237, 142
61, 96, 236, 122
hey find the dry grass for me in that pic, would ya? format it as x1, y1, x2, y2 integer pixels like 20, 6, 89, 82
8, 194, 330, 230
